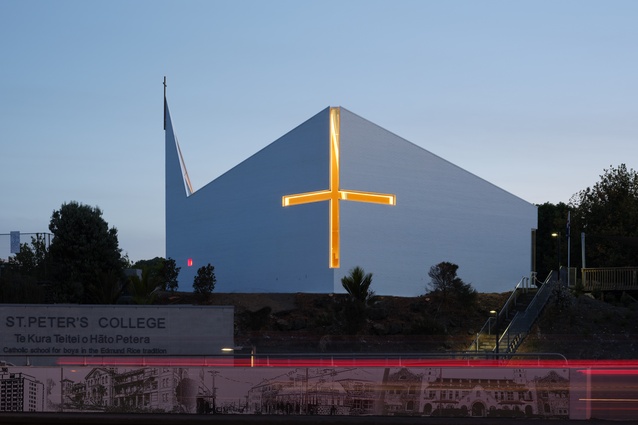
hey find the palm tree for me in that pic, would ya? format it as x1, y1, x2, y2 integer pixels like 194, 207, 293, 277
341, 266, 373, 305
86, 270, 127, 304
129, 268, 161, 304
340, 266, 374, 335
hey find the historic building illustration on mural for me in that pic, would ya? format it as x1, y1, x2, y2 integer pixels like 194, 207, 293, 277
0, 370, 44, 412
58, 367, 200, 413
3, 365, 570, 418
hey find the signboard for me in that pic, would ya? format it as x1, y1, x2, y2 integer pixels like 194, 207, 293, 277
0, 304, 234, 357
10, 231, 20, 254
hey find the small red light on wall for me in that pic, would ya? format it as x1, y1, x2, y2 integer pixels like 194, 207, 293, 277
187, 258, 193, 267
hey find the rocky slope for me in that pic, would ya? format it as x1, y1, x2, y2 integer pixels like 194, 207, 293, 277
157, 290, 638, 359
518, 289, 638, 359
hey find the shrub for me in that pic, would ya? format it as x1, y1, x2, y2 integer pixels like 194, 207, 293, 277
193, 263, 216, 301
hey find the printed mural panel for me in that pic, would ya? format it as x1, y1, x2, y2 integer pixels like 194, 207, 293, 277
0, 364, 573, 419
0, 305, 234, 364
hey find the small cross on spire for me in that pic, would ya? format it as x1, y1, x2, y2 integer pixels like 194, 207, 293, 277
163, 76, 167, 130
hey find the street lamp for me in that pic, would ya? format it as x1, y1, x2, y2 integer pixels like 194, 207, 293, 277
551, 232, 561, 281
490, 310, 499, 356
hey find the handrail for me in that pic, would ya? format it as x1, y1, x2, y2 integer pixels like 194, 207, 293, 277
498, 276, 532, 321
534, 270, 553, 287
500, 311, 532, 355
470, 317, 497, 353
469, 275, 534, 352
475, 317, 495, 340
469, 315, 495, 353
499, 273, 557, 354
471, 271, 554, 354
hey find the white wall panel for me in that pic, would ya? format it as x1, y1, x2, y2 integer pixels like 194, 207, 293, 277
167, 107, 334, 292
166, 106, 537, 295
338, 109, 537, 294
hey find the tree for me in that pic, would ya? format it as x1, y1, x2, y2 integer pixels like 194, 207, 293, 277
127, 269, 160, 305
339, 266, 374, 334
86, 269, 128, 304
8, 234, 49, 281
0, 235, 50, 303
127, 257, 180, 302
427, 262, 476, 308
536, 202, 571, 280
193, 263, 216, 300
132, 257, 166, 291
47, 201, 125, 303
341, 266, 374, 305
570, 164, 638, 267
161, 258, 181, 292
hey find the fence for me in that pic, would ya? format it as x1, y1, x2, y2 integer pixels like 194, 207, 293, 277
0, 232, 52, 261
581, 267, 638, 292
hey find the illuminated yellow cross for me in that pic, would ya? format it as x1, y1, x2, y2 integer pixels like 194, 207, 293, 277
282, 107, 396, 268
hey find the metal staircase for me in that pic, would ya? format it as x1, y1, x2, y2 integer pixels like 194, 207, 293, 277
470, 272, 557, 355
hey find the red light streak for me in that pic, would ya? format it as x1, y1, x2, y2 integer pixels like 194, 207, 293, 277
577, 369, 638, 375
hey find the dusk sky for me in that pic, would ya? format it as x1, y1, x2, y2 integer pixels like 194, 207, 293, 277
2, 0, 636, 262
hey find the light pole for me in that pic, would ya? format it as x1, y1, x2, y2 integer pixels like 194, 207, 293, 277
208, 370, 219, 414
490, 310, 499, 356
551, 232, 561, 281
222, 345, 256, 367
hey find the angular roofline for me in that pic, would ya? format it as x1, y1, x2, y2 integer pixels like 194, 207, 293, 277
339, 107, 536, 207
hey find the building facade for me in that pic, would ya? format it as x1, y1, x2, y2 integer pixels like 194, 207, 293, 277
0, 371, 44, 412
166, 104, 537, 295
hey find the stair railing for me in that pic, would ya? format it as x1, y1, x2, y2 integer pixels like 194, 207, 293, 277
498, 271, 557, 354
469, 275, 532, 352
471, 316, 497, 352
498, 276, 533, 321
